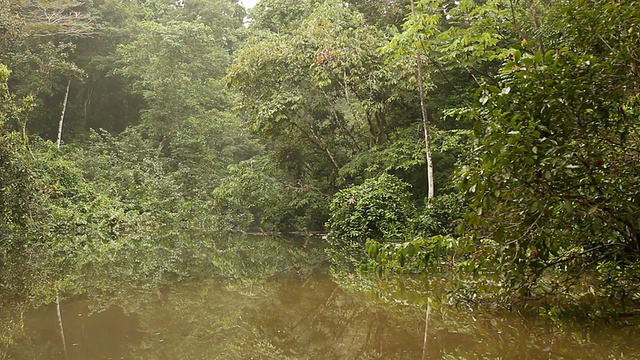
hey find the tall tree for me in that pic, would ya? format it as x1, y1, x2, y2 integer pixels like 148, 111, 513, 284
0, 0, 92, 138
409, 0, 434, 200
113, 20, 231, 142
228, 0, 415, 188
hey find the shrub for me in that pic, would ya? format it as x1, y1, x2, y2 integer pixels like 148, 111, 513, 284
325, 174, 415, 269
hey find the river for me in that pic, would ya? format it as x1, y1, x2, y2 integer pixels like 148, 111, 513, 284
2, 235, 639, 359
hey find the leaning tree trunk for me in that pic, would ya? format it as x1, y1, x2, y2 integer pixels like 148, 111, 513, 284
56, 79, 71, 149
410, 0, 435, 201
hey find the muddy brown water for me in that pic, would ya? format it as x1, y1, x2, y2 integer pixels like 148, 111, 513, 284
3, 236, 640, 359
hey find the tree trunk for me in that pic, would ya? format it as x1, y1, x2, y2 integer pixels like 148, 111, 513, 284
410, 0, 435, 201
56, 79, 71, 149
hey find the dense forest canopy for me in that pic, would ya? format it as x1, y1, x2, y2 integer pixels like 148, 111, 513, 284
1, 0, 639, 317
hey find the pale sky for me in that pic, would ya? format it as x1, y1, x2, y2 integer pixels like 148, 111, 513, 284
240, 0, 260, 8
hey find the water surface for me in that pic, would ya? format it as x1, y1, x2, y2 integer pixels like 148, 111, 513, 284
3, 235, 640, 359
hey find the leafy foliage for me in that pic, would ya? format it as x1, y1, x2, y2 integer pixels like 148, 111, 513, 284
326, 174, 416, 269
112, 19, 231, 137
228, 0, 421, 191
363, 235, 458, 274
459, 1, 640, 302
212, 155, 329, 231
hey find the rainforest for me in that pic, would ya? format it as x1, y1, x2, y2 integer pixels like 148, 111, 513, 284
1, 0, 640, 358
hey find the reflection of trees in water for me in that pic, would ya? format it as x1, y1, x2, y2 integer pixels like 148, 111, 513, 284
126, 271, 420, 359
355, 274, 640, 359
3, 298, 140, 359
4, 235, 640, 359
10, 271, 640, 359
241, 274, 420, 359
0, 235, 418, 359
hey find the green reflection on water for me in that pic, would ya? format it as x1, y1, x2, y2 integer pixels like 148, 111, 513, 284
2, 235, 640, 359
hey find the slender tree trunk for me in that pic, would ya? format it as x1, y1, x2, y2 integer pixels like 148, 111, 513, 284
410, 0, 435, 201
22, 107, 36, 160
157, 135, 168, 156
84, 79, 95, 126
323, 89, 362, 152
56, 292, 69, 360
293, 120, 342, 171
421, 302, 432, 360
56, 79, 71, 149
